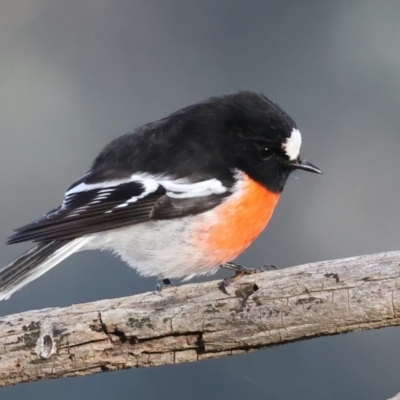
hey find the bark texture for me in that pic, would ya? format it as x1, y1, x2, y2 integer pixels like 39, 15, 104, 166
1, 251, 400, 387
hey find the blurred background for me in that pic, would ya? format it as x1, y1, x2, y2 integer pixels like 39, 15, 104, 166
1, 1, 400, 399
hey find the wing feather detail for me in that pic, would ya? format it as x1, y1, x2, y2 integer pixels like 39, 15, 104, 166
7, 170, 231, 244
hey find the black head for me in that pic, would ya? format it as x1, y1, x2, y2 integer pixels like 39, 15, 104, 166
92, 91, 320, 193
215, 91, 321, 192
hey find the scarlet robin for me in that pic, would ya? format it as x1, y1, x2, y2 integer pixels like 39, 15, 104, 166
0, 91, 321, 300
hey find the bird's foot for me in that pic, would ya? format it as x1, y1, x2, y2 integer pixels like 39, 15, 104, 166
156, 278, 174, 296
219, 262, 277, 294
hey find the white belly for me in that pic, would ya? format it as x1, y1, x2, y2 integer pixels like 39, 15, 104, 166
83, 217, 220, 280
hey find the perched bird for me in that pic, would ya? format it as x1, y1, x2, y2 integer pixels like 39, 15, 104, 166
0, 91, 321, 300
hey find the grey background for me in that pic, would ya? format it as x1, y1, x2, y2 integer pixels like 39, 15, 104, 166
1, 1, 400, 399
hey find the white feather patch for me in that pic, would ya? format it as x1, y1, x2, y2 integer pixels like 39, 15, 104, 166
159, 178, 226, 198
65, 178, 134, 196
65, 172, 227, 206
282, 128, 302, 160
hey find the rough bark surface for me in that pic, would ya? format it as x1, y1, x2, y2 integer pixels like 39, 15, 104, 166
0, 251, 400, 387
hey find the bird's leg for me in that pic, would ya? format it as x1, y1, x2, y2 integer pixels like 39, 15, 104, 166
156, 278, 174, 295
219, 262, 276, 294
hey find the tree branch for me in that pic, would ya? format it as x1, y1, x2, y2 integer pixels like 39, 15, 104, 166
1, 251, 400, 387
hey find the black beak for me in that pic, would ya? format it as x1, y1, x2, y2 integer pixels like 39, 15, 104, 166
290, 158, 322, 174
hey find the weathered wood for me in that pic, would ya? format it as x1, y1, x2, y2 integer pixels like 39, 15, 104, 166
0, 251, 400, 387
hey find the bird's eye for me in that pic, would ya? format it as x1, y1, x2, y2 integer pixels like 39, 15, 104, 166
259, 147, 274, 160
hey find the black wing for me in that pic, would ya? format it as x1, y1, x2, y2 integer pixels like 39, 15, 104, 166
7, 169, 230, 244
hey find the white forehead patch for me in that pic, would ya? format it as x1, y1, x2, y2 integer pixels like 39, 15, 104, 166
282, 128, 302, 160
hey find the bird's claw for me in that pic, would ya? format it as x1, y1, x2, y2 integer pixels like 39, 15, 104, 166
219, 262, 277, 294
156, 278, 174, 296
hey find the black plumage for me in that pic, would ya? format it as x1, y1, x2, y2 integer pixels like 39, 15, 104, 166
8, 91, 297, 244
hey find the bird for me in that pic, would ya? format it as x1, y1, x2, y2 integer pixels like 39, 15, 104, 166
0, 91, 321, 300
